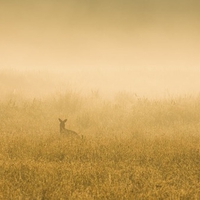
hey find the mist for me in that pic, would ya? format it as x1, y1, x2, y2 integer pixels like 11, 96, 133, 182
0, 0, 200, 98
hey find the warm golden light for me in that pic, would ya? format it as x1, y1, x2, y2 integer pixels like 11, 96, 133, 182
0, 0, 199, 97
1, 2, 200, 199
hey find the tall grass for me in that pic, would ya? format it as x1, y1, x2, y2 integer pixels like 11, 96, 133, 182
0, 84, 200, 199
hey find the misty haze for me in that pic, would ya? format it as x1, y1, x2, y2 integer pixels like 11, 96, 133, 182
1, 0, 200, 98
1, 0, 200, 199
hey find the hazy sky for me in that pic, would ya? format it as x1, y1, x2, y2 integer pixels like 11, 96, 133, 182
0, 0, 200, 96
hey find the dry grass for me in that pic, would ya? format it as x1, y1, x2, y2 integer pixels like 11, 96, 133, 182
0, 86, 200, 199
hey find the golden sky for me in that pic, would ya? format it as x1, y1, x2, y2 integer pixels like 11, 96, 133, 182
0, 0, 200, 96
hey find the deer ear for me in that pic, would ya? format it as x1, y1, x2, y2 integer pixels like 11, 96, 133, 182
58, 118, 62, 122
64, 119, 67, 122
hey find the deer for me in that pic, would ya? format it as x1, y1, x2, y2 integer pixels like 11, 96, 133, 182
58, 118, 80, 138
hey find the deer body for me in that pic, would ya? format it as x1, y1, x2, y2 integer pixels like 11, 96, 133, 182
59, 118, 79, 138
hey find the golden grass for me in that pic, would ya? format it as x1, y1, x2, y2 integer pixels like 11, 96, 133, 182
0, 89, 200, 199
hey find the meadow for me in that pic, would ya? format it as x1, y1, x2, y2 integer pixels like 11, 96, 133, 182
0, 71, 200, 199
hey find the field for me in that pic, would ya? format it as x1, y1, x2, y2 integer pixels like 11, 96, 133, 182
0, 72, 200, 199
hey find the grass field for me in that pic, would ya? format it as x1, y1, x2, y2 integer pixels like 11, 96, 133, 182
0, 73, 200, 199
